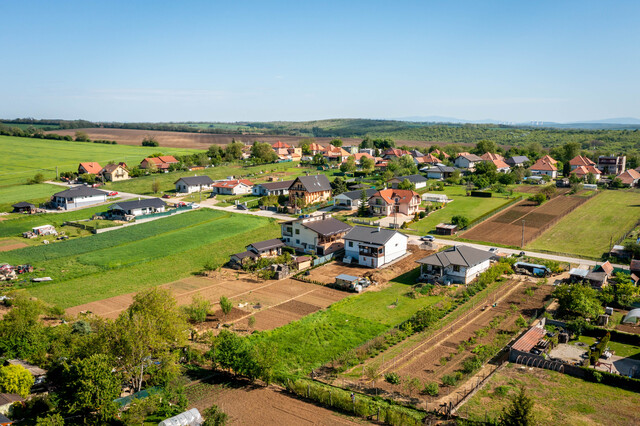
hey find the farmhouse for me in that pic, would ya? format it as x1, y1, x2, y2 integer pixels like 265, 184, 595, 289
211, 179, 254, 195
288, 175, 332, 206
107, 198, 166, 219
529, 158, 558, 178
78, 162, 102, 175
454, 153, 483, 170
344, 226, 408, 268
598, 155, 626, 175
252, 179, 294, 196
420, 164, 456, 180
99, 163, 129, 182
368, 189, 421, 216
281, 214, 352, 255
174, 176, 214, 193
387, 174, 428, 189
334, 188, 377, 209
617, 169, 640, 187
417, 245, 493, 284
51, 186, 108, 210
505, 155, 530, 167
11, 202, 36, 213
230, 238, 285, 267
140, 156, 179, 170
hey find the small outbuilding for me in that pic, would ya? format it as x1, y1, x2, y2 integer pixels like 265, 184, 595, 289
435, 223, 458, 235
421, 193, 450, 203
11, 202, 36, 213
0, 393, 23, 416
158, 408, 203, 426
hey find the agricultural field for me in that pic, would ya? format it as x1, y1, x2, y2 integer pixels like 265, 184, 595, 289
459, 364, 640, 425
0, 183, 61, 212
3, 209, 279, 307
462, 190, 588, 247
527, 189, 640, 258
407, 186, 522, 235
0, 135, 193, 187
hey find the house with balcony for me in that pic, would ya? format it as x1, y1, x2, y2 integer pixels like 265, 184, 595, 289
281, 214, 352, 255
569, 155, 596, 171
344, 226, 408, 268
598, 155, 626, 175
99, 163, 129, 182
252, 179, 294, 197
417, 245, 494, 284
368, 189, 421, 216
288, 175, 332, 206
529, 158, 558, 178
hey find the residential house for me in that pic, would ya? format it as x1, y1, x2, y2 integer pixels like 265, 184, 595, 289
107, 198, 166, 219
387, 174, 428, 189
353, 152, 374, 164
569, 155, 596, 171
211, 179, 254, 195
598, 155, 626, 175
78, 162, 102, 175
174, 176, 214, 193
368, 189, 421, 216
420, 164, 456, 180
374, 160, 389, 171
281, 214, 352, 255
539, 155, 558, 165
334, 188, 377, 209
272, 140, 291, 149
51, 186, 108, 210
505, 155, 529, 167
99, 163, 129, 182
381, 148, 411, 160
414, 153, 440, 166
431, 149, 450, 159
359, 148, 376, 156
140, 156, 179, 171
288, 175, 332, 206
487, 158, 511, 173
409, 149, 424, 158
287, 147, 302, 160
344, 226, 408, 268
417, 245, 494, 284
569, 261, 614, 289
454, 153, 483, 170
308, 143, 326, 155
480, 152, 504, 162
529, 158, 558, 178
230, 238, 285, 267
343, 145, 359, 154
252, 179, 294, 196
274, 147, 292, 160
617, 169, 640, 187
0, 393, 23, 416
324, 145, 351, 162
571, 164, 602, 181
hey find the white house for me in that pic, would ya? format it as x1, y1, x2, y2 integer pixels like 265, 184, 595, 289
387, 174, 428, 189
417, 245, 493, 284
107, 198, 166, 219
281, 213, 352, 255
174, 176, 214, 193
252, 180, 294, 197
454, 153, 483, 170
51, 186, 108, 210
420, 164, 457, 180
344, 226, 408, 268
211, 179, 254, 195
334, 188, 377, 210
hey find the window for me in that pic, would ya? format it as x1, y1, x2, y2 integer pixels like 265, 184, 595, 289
295, 229, 300, 234
296, 239, 300, 244
453, 265, 460, 272
348, 241, 353, 247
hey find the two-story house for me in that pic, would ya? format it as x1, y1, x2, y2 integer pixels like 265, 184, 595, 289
230, 238, 285, 268
417, 245, 494, 284
281, 214, 352, 255
99, 163, 129, 182
598, 155, 626, 175
454, 153, 483, 170
368, 189, 421, 216
288, 175, 332, 206
344, 226, 408, 268
387, 174, 428, 189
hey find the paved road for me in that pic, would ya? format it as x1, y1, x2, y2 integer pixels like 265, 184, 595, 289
406, 235, 625, 269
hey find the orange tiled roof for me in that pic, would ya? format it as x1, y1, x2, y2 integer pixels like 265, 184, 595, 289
480, 152, 504, 161
272, 141, 291, 149
539, 155, 557, 164
530, 159, 557, 171
490, 159, 510, 169
212, 179, 254, 188
372, 188, 419, 205
79, 162, 102, 174
569, 155, 595, 167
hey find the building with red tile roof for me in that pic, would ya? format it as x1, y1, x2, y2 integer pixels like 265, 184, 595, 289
78, 162, 102, 175
271, 140, 291, 149
140, 156, 179, 170
530, 158, 558, 178
572, 164, 602, 180
617, 169, 640, 187
211, 179, 254, 195
480, 152, 504, 161
368, 189, 421, 216
569, 155, 596, 170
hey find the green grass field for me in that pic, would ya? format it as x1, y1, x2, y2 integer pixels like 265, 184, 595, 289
248, 269, 442, 376
527, 189, 640, 258
460, 364, 640, 425
0, 183, 62, 212
0, 135, 194, 187
408, 186, 521, 235
6, 209, 279, 307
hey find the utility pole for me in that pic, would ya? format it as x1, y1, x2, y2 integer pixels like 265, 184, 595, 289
521, 220, 525, 248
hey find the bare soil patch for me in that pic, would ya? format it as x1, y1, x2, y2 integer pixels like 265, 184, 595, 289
462, 192, 588, 246
0, 241, 28, 252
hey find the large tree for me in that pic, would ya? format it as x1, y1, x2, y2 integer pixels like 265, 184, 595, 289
360, 156, 375, 173
340, 155, 356, 173
224, 141, 244, 161
251, 141, 278, 164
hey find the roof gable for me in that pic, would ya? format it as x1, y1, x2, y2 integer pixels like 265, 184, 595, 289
292, 175, 331, 192
344, 225, 406, 245
372, 189, 419, 205
417, 245, 493, 268
79, 162, 102, 174
175, 176, 214, 186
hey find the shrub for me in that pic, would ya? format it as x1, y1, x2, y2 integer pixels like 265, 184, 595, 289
441, 374, 458, 386
384, 372, 401, 385
421, 382, 439, 396
494, 385, 512, 396
184, 295, 211, 323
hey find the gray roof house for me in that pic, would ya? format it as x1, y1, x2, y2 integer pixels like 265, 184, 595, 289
281, 214, 352, 255
344, 226, 408, 268
420, 164, 457, 180
334, 188, 377, 209
417, 245, 494, 284
108, 198, 167, 218
230, 238, 285, 267
291, 174, 332, 192
252, 179, 295, 196
51, 186, 108, 210
505, 155, 530, 167
174, 176, 214, 193
387, 174, 428, 189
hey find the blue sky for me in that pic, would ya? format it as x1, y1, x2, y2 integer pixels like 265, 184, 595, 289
1, 1, 638, 122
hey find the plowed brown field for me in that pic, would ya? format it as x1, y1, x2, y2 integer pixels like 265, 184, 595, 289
462, 192, 588, 246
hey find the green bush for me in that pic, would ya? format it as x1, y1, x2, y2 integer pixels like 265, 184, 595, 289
385, 372, 401, 385
421, 382, 439, 396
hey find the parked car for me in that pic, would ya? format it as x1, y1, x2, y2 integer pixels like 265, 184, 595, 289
190, 203, 200, 208
162, 194, 172, 199
176, 202, 187, 207
420, 235, 435, 242
489, 247, 498, 253
108, 191, 118, 196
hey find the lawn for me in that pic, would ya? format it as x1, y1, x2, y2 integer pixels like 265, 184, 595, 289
460, 364, 640, 425
408, 186, 521, 235
527, 189, 640, 258
0, 183, 62, 212
247, 268, 442, 376
9, 210, 279, 307
0, 135, 194, 187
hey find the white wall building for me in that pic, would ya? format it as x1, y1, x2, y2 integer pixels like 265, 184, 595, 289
174, 176, 214, 193
417, 245, 493, 284
51, 186, 108, 210
344, 226, 408, 268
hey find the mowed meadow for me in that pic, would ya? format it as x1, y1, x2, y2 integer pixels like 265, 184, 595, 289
4, 209, 279, 308
0, 135, 194, 187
